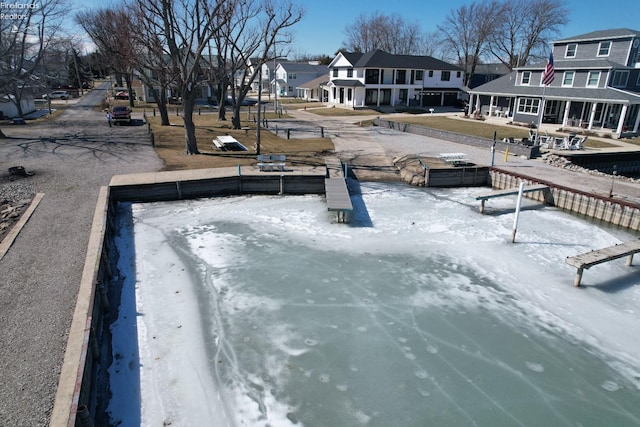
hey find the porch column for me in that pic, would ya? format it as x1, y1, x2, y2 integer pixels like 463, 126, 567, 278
488, 95, 495, 116
602, 104, 611, 128
616, 104, 629, 135
468, 94, 474, 114
562, 101, 571, 127
588, 103, 597, 130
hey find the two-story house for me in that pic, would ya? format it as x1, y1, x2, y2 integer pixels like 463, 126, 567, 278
326, 50, 464, 109
469, 28, 640, 137
273, 62, 328, 97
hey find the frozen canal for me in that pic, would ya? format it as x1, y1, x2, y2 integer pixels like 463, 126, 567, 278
108, 182, 640, 426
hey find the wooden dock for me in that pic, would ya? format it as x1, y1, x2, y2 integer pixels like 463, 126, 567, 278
566, 240, 640, 287
325, 178, 353, 223
476, 184, 551, 213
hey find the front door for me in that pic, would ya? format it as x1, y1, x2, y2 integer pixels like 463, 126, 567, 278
339, 88, 344, 104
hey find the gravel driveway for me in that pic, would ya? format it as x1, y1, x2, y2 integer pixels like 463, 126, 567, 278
0, 82, 162, 426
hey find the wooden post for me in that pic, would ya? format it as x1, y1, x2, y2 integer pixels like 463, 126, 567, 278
627, 253, 634, 266
480, 199, 485, 214
574, 267, 584, 287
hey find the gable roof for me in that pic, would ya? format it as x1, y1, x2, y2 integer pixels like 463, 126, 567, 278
279, 62, 327, 74
296, 74, 330, 89
348, 49, 462, 71
556, 28, 640, 44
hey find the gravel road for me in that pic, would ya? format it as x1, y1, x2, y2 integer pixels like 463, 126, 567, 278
0, 81, 162, 426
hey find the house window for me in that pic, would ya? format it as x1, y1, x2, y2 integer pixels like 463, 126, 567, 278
395, 69, 406, 84
415, 70, 424, 80
288, 86, 293, 92
611, 70, 629, 87
566, 44, 577, 58
517, 98, 540, 115
347, 88, 352, 101
521, 71, 531, 85
288, 73, 296, 79
598, 41, 611, 56
428, 70, 433, 78
365, 69, 380, 84
562, 71, 575, 86
587, 71, 600, 87
399, 89, 408, 102
347, 68, 353, 78
332, 69, 338, 77
441, 71, 451, 81
456, 71, 461, 78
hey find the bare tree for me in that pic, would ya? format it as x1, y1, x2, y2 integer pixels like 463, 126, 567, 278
488, 0, 568, 69
0, 0, 65, 137
76, 8, 137, 107
132, 0, 230, 154
437, 1, 506, 88
129, 1, 179, 126
343, 12, 424, 55
225, 0, 303, 129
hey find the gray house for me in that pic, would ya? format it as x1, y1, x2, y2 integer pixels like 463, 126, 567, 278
469, 28, 640, 136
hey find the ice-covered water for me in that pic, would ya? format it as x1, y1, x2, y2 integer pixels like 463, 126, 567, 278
108, 182, 640, 426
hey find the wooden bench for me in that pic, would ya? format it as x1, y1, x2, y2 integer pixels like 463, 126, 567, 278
257, 154, 286, 172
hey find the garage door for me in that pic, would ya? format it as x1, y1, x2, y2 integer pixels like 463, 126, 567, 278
421, 92, 440, 106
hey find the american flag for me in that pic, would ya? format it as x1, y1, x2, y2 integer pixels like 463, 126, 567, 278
541, 52, 554, 86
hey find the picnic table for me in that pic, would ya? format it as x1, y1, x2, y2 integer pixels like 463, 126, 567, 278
437, 152, 470, 165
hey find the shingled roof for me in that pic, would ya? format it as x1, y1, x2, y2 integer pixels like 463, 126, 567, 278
555, 28, 640, 43
339, 50, 462, 71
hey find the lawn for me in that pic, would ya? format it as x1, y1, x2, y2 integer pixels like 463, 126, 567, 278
147, 114, 334, 171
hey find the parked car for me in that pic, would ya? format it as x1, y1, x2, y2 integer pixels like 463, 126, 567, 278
114, 91, 129, 100
43, 90, 69, 100
111, 106, 131, 124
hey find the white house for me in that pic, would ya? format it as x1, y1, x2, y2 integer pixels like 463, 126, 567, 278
326, 50, 465, 109
273, 62, 328, 97
296, 74, 329, 101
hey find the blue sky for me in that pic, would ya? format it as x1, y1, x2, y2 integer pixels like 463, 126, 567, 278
292, 0, 639, 56
71, 0, 639, 56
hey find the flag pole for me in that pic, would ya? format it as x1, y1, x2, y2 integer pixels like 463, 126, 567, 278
537, 84, 547, 142
538, 51, 554, 144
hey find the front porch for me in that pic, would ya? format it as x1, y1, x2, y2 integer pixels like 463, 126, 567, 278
469, 93, 640, 138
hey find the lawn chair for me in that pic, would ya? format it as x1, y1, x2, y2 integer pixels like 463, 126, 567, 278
569, 136, 587, 150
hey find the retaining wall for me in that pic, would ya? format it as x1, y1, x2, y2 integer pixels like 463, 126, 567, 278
50, 170, 327, 426
490, 168, 640, 231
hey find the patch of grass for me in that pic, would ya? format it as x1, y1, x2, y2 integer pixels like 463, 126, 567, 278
148, 115, 334, 171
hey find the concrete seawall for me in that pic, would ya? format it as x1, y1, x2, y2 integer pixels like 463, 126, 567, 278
52, 165, 639, 426
50, 167, 328, 426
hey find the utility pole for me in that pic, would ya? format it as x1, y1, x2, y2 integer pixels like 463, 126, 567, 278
256, 68, 261, 155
